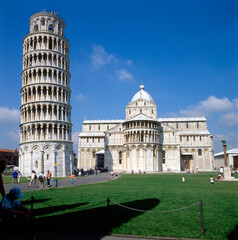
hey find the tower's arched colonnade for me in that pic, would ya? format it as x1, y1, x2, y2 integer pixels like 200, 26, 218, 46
19, 12, 73, 177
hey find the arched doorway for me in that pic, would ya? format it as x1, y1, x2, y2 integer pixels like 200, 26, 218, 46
96, 149, 104, 169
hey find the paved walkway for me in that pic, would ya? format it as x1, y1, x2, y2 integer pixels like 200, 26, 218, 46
4, 172, 115, 193
36, 233, 194, 240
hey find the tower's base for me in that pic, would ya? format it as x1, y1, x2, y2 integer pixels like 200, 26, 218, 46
19, 141, 73, 177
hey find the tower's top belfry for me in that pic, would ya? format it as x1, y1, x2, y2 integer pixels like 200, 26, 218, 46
29, 11, 66, 37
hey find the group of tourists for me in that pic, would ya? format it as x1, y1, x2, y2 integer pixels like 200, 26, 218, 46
12, 170, 22, 184
28, 170, 52, 189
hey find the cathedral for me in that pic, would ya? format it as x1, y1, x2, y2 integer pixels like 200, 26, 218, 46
78, 84, 214, 173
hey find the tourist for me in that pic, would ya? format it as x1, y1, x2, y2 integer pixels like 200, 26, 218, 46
17, 171, 22, 183
38, 172, 45, 190
0, 159, 6, 198
1, 187, 33, 225
78, 171, 82, 179
71, 172, 75, 185
12, 170, 18, 184
182, 176, 185, 183
111, 171, 114, 177
210, 175, 214, 186
46, 170, 52, 186
28, 170, 37, 187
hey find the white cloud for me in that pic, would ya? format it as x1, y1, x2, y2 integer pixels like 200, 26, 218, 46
117, 69, 133, 81
126, 59, 132, 65
233, 98, 238, 109
6, 130, 20, 141
180, 96, 237, 117
213, 132, 238, 150
220, 112, 238, 127
90, 45, 115, 69
0, 107, 20, 123
213, 132, 235, 141
75, 93, 87, 100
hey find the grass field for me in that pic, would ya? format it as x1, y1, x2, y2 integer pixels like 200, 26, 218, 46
2, 175, 70, 184
17, 173, 238, 239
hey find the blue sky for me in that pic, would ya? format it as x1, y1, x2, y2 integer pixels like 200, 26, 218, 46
0, 0, 237, 153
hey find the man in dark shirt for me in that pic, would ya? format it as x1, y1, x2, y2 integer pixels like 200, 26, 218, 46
12, 170, 18, 184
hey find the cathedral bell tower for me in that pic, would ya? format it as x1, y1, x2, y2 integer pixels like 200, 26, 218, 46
19, 11, 73, 177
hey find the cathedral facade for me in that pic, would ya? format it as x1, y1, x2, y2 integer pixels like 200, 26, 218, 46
78, 84, 214, 173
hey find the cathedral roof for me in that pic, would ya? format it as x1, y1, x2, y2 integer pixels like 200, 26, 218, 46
178, 130, 210, 135
131, 84, 154, 102
126, 113, 156, 122
79, 132, 105, 137
83, 120, 123, 124
158, 117, 206, 122
214, 148, 238, 156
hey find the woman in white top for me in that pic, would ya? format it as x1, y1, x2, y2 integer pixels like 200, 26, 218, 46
17, 171, 22, 183
28, 170, 36, 187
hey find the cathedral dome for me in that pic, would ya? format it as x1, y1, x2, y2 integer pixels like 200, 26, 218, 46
131, 84, 153, 102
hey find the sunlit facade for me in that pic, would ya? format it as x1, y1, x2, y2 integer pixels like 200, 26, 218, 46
78, 84, 214, 173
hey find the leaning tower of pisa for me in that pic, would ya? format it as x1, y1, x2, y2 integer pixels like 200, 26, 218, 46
19, 11, 73, 177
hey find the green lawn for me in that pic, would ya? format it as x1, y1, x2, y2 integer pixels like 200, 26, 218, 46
2, 175, 71, 184
19, 173, 238, 239
2, 175, 29, 184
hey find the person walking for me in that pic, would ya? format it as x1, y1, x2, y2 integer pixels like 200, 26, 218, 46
71, 172, 75, 185
12, 170, 18, 184
182, 176, 185, 183
46, 170, 52, 186
28, 170, 37, 187
17, 171, 22, 183
38, 172, 45, 190
210, 175, 214, 186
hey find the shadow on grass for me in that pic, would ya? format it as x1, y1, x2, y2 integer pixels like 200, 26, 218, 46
21, 198, 51, 205
33, 202, 88, 216
36, 198, 160, 238
228, 224, 238, 240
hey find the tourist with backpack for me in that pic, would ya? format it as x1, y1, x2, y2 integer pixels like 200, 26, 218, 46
38, 172, 45, 190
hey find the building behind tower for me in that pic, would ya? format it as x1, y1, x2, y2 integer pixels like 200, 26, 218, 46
19, 11, 73, 177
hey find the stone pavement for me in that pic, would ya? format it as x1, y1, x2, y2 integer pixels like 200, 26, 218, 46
4, 172, 115, 193
36, 233, 189, 240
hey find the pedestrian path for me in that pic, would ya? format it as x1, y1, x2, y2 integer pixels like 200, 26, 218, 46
4, 172, 115, 193
36, 233, 189, 240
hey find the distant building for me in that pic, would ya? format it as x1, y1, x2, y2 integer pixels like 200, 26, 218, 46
0, 149, 19, 166
78, 84, 214, 173
214, 149, 238, 170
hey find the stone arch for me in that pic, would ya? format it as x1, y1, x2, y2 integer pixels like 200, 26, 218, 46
23, 146, 29, 152
32, 145, 40, 151
55, 144, 62, 150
